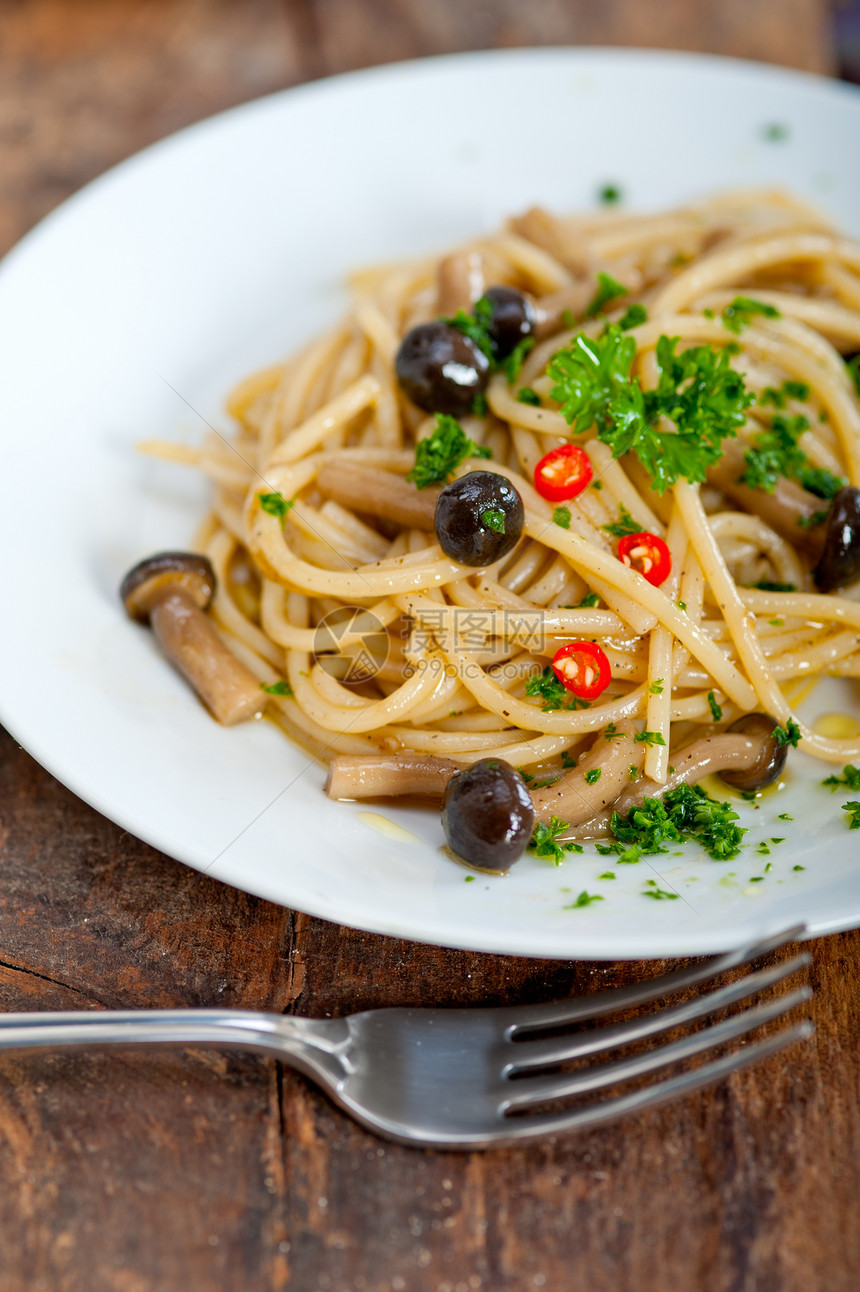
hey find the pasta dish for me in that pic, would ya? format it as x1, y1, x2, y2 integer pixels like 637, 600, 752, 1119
127, 189, 860, 872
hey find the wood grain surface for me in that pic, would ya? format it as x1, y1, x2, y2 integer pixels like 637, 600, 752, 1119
0, 3, 854, 1291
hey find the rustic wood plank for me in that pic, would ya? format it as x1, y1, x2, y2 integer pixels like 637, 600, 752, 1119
0, 2, 851, 1290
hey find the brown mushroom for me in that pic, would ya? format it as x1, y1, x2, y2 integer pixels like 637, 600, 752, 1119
707, 439, 827, 555
325, 752, 461, 800
121, 552, 264, 725
719, 713, 788, 792
316, 461, 438, 531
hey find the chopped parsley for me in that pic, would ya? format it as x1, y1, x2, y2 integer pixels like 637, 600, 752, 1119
604, 722, 621, 740
722, 296, 781, 334
598, 183, 622, 204
741, 413, 844, 500
516, 767, 535, 784
599, 871, 616, 880
585, 272, 628, 318
446, 302, 494, 361
763, 122, 789, 142
464, 875, 475, 882
261, 680, 294, 697
406, 413, 491, 488
529, 817, 583, 865
547, 327, 754, 495
773, 719, 801, 748
525, 665, 590, 712
516, 386, 542, 406
585, 768, 602, 784
561, 750, 578, 769
778, 813, 793, 821
628, 764, 639, 781
758, 379, 811, 408
757, 842, 771, 856
843, 802, 860, 830
552, 505, 571, 529
648, 679, 665, 695
822, 764, 860, 792
610, 783, 746, 861
481, 507, 506, 534
258, 491, 295, 525
750, 580, 797, 592
618, 303, 647, 331
797, 509, 829, 530
602, 504, 642, 538
565, 890, 605, 908
634, 731, 666, 747
707, 691, 723, 722
643, 879, 679, 901
578, 592, 601, 608
794, 864, 805, 871
471, 392, 488, 417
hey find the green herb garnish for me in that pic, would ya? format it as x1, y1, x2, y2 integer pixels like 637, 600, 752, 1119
481, 507, 505, 533
843, 802, 860, 830
648, 679, 665, 695
847, 356, 860, 398
505, 336, 535, 384
261, 680, 294, 697
598, 871, 616, 880
406, 413, 491, 488
585, 768, 601, 784
602, 504, 642, 539
529, 817, 583, 865
258, 492, 295, 525
585, 272, 628, 319
577, 592, 601, 608
763, 122, 789, 142
634, 731, 666, 747
750, 580, 797, 592
773, 719, 801, 748
758, 379, 811, 408
610, 783, 746, 861
565, 890, 605, 908
822, 764, 860, 792
516, 386, 542, 406
643, 879, 679, 901
598, 183, 622, 204
446, 304, 494, 361
618, 303, 647, 331
552, 505, 571, 529
525, 666, 590, 713
722, 296, 781, 334
707, 691, 723, 722
741, 413, 844, 500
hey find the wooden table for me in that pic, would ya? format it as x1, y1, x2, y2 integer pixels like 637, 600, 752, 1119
1, 3, 856, 1289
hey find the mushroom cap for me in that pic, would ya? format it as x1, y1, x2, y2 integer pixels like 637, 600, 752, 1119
121, 551, 216, 622
719, 713, 787, 793
813, 486, 860, 593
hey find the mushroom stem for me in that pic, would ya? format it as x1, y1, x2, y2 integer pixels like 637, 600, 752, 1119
316, 461, 438, 531
708, 439, 826, 556
150, 589, 263, 725
531, 720, 644, 827
325, 752, 461, 800
436, 250, 485, 315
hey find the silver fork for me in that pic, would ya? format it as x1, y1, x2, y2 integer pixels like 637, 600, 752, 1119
0, 926, 812, 1149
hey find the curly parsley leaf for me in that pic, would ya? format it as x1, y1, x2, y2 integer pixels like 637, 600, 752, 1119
547, 325, 643, 436
529, 816, 583, 865
759, 379, 811, 408
602, 504, 642, 539
585, 272, 629, 319
258, 492, 295, 525
741, 413, 844, 499
722, 296, 781, 334
406, 413, 491, 488
773, 718, 802, 748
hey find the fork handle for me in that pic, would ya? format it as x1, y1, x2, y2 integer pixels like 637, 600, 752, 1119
0, 1009, 349, 1086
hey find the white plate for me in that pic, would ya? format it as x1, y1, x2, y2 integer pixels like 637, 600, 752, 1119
1, 48, 859, 959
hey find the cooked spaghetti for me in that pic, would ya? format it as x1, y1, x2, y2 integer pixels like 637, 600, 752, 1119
141, 188, 860, 849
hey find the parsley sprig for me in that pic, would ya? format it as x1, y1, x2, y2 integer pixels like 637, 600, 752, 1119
406, 413, 491, 489
547, 326, 754, 494
822, 764, 860, 792
529, 817, 584, 865
609, 783, 747, 861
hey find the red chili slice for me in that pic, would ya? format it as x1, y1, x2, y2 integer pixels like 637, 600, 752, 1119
617, 532, 672, 587
534, 444, 593, 502
551, 641, 611, 701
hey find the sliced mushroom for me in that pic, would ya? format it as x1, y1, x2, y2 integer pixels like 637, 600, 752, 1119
813, 485, 860, 592
121, 552, 264, 725
325, 752, 461, 800
530, 720, 643, 827
316, 461, 438, 531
